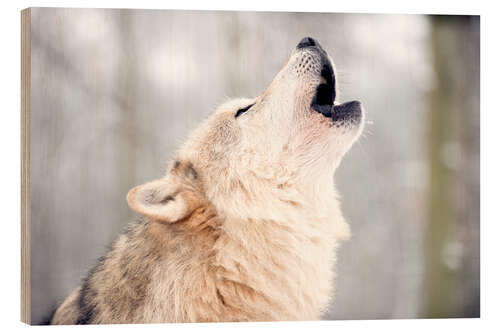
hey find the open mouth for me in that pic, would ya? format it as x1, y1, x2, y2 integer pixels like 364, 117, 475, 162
295, 37, 362, 125
311, 61, 336, 118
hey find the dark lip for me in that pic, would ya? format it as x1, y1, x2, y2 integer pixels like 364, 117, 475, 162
331, 100, 362, 124
310, 55, 336, 118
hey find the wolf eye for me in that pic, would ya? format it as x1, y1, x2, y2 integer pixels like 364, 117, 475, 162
235, 104, 254, 118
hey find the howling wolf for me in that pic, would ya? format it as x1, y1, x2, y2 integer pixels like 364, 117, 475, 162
51, 37, 364, 324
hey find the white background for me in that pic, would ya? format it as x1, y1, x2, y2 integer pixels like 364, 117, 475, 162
0, 1, 497, 332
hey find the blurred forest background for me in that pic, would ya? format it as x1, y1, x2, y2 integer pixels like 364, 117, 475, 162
28, 8, 480, 324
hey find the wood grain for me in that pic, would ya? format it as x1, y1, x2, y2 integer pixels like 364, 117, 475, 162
21, 7, 31, 325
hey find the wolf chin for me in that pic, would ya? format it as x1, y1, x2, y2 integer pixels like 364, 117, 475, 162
51, 37, 364, 324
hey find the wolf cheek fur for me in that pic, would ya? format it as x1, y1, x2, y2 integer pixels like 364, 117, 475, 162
50, 37, 364, 324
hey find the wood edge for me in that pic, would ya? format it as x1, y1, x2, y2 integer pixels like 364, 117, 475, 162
21, 7, 31, 325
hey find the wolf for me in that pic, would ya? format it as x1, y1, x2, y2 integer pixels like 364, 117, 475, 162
50, 37, 364, 324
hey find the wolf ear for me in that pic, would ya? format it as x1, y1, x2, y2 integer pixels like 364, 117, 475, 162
126, 177, 203, 223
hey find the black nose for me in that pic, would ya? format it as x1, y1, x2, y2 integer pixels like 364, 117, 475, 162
297, 37, 317, 49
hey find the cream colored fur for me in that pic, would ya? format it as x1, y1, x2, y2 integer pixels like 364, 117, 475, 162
51, 40, 364, 324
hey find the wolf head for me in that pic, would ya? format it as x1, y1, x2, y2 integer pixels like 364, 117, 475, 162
127, 37, 363, 229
